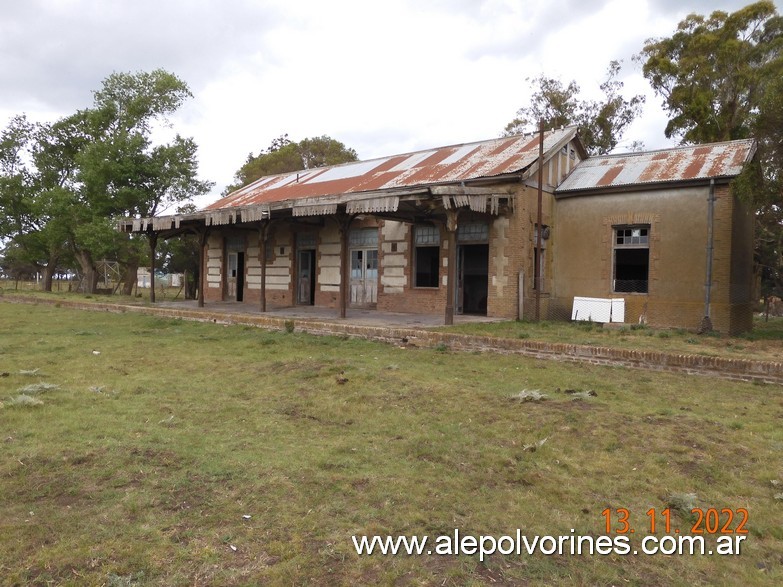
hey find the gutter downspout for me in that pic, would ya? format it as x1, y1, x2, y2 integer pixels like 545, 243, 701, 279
701, 179, 715, 333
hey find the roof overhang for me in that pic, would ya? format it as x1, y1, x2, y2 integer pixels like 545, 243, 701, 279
117, 180, 520, 237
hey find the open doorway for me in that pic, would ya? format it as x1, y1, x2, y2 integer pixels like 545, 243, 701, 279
227, 250, 245, 302
456, 243, 488, 315
297, 249, 316, 305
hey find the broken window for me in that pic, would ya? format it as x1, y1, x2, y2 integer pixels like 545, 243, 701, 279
613, 226, 649, 293
414, 225, 440, 288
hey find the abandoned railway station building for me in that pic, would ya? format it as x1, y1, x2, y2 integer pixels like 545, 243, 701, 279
121, 127, 757, 333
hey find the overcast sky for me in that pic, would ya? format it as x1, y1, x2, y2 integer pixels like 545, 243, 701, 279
0, 0, 771, 209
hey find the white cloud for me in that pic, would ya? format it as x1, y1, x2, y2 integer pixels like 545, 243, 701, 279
0, 0, 764, 208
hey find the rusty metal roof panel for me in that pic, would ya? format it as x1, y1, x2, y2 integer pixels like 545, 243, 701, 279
556, 139, 756, 193
206, 127, 579, 210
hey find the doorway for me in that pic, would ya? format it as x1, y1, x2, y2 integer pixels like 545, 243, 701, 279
456, 244, 488, 315
348, 227, 379, 307
227, 251, 245, 302
350, 248, 378, 306
297, 249, 316, 305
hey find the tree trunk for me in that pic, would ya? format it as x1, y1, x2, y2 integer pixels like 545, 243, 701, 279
122, 262, 139, 296
42, 265, 55, 292
41, 249, 61, 292
75, 250, 98, 294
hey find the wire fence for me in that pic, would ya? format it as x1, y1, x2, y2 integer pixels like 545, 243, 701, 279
0, 278, 187, 300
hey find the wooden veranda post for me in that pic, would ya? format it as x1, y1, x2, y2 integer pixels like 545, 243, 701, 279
197, 228, 208, 308
148, 232, 158, 303
258, 221, 270, 312
444, 208, 459, 326
335, 213, 354, 319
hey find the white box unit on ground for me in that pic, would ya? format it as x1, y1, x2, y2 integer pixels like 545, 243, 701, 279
572, 297, 625, 323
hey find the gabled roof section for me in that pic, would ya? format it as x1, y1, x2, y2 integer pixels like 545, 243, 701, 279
207, 127, 580, 210
556, 139, 756, 194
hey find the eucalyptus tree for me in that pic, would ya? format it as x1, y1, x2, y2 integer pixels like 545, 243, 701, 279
503, 61, 645, 155
639, 0, 783, 304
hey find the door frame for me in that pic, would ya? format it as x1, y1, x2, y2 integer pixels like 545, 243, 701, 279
296, 248, 316, 305
225, 236, 245, 302
348, 227, 379, 308
455, 221, 489, 316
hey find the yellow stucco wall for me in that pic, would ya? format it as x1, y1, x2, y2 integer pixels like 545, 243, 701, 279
551, 182, 753, 332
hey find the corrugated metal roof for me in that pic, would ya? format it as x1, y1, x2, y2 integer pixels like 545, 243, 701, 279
556, 139, 756, 193
206, 127, 579, 210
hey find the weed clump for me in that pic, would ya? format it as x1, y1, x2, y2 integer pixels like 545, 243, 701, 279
666, 492, 698, 515
6, 394, 44, 407
16, 383, 60, 394
512, 389, 548, 402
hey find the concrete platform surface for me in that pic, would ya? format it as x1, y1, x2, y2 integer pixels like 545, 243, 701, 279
153, 300, 504, 329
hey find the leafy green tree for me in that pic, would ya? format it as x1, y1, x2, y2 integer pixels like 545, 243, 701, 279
503, 61, 645, 155
639, 1, 782, 143
0, 115, 35, 242
73, 70, 213, 293
0, 115, 73, 290
1, 70, 212, 295
639, 1, 783, 305
224, 134, 358, 195
27, 113, 91, 290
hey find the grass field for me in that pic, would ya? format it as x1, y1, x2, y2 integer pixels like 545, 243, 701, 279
1, 302, 782, 586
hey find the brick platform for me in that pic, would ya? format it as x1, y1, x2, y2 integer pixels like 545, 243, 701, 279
5, 297, 782, 385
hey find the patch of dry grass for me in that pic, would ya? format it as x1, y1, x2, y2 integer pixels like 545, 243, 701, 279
1, 302, 781, 585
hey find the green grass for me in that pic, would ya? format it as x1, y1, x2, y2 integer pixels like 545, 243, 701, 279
1, 302, 782, 585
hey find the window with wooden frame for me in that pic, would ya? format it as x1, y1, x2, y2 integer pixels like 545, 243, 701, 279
613, 226, 649, 293
413, 225, 440, 288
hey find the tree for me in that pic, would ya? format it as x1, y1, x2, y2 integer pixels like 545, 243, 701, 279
639, 1, 782, 143
503, 61, 645, 155
0, 114, 74, 290
224, 134, 358, 195
0, 115, 35, 243
639, 1, 783, 305
1, 70, 212, 295
73, 70, 213, 293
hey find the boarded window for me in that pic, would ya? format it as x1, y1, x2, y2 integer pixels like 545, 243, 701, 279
414, 225, 439, 288
613, 226, 649, 293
